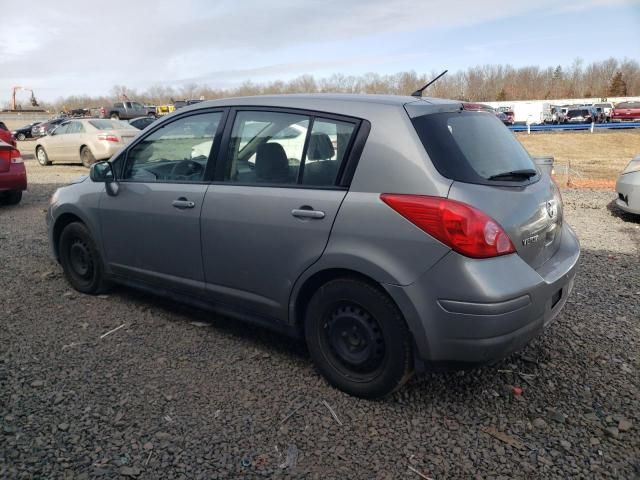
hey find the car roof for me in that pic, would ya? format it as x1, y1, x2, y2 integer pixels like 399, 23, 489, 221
178, 93, 460, 118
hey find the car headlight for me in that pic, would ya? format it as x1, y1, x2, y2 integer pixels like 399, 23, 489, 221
622, 158, 640, 175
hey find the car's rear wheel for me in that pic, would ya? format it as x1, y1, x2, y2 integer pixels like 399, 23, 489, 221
4, 191, 22, 205
110, 113, 119, 120
59, 222, 109, 294
80, 147, 96, 167
304, 277, 414, 399
16, 133, 26, 141
36, 146, 51, 166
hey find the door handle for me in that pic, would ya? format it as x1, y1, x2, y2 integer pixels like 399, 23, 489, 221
172, 197, 195, 209
291, 208, 325, 219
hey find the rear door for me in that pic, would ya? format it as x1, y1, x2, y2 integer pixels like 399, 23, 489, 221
409, 107, 562, 270
99, 110, 225, 293
200, 108, 360, 321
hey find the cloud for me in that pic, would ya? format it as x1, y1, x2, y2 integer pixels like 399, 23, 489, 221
0, 0, 637, 100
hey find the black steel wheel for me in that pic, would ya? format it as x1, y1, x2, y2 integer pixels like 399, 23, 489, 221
305, 277, 413, 399
59, 222, 109, 294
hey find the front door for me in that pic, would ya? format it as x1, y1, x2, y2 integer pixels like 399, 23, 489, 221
58, 121, 85, 161
46, 122, 71, 160
99, 110, 224, 293
201, 109, 359, 321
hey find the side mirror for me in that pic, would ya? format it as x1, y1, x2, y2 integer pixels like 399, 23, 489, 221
90, 161, 120, 195
90, 161, 114, 182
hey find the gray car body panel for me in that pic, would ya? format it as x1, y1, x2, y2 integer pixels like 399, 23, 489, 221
48, 93, 580, 365
616, 169, 640, 214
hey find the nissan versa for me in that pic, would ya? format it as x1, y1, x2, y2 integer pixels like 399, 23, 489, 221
47, 94, 580, 398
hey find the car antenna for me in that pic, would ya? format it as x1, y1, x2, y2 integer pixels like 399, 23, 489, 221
411, 70, 448, 98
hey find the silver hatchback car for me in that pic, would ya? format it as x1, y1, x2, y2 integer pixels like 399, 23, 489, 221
47, 95, 580, 398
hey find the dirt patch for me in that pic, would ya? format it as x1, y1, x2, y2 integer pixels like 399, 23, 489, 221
517, 130, 640, 186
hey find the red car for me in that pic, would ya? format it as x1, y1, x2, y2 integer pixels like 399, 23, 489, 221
0, 140, 27, 205
0, 121, 17, 147
611, 101, 640, 122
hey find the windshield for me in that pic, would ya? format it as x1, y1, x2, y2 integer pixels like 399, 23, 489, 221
411, 111, 536, 184
89, 119, 137, 130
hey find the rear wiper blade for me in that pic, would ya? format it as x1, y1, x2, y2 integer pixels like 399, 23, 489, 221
488, 169, 537, 181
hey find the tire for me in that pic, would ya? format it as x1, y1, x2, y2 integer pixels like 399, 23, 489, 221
36, 146, 51, 166
304, 277, 414, 399
80, 147, 96, 167
110, 113, 120, 120
6, 191, 22, 205
59, 222, 110, 294
16, 133, 26, 141
148, 112, 157, 118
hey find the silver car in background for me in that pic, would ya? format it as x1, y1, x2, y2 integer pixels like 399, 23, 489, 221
47, 95, 580, 398
616, 155, 640, 215
35, 119, 139, 167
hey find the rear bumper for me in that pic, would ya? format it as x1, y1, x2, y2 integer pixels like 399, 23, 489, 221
616, 173, 640, 214
0, 164, 27, 192
385, 223, 580, 364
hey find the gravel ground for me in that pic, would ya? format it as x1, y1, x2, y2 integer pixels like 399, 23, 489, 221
1, 156, 639, 479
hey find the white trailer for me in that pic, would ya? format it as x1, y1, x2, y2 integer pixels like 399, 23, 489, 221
512, 102, 552, 125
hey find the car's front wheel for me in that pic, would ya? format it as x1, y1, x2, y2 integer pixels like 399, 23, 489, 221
305, 277, 414, 399
59, 222, 109, 294
36, 146, 51, 166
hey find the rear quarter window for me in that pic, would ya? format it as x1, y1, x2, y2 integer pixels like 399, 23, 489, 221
411, 111, 536, 184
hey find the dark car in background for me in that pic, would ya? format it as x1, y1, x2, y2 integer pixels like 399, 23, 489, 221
129, 116, 157, 130
11, 122, 40, 141
564, 108, 595, 124
0, 140, 27, 205
32, 118, 67, 138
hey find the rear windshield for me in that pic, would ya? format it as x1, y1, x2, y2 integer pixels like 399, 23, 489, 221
567, 109, 589, 116
411, 111, 535, 184
89, 119, 137, 130
616, 102, 640, 109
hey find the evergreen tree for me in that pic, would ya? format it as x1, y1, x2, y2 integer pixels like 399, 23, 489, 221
608, 72, 627, 96
496, 88, 508, 101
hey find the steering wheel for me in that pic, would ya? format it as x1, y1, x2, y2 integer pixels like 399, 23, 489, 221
170, 159, 204, 180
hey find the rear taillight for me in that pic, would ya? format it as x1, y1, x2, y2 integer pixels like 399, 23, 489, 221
380, 194, 515, 259
0, 148, 23, 163
10, 149, 23, 163
97, 134, 119, 142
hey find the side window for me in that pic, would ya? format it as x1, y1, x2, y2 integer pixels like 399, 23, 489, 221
68, 122, 84, 134
301, 118, 355, 186
53, 123, 70, 135
122, 112, 222, 183
225, 111, 310, 184
114, 102, 124, 109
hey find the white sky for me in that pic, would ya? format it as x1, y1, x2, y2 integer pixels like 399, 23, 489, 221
1, 0, 638, 101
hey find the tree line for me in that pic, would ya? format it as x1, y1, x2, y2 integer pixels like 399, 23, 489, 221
41, 57, 640, 111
